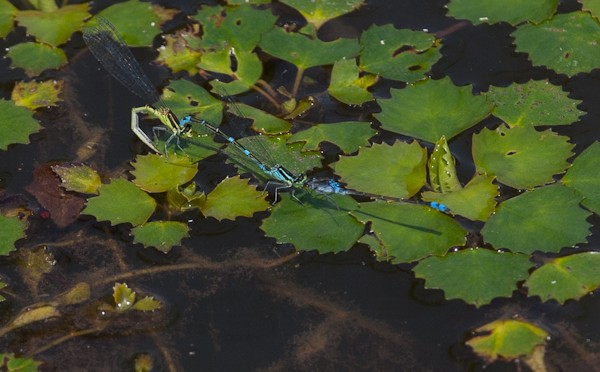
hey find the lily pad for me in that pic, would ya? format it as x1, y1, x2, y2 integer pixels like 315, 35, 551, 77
562, 141, 600, 214
512, 11, 600, 76
280, 0, 365, 29
6, 42, 67, 76
193, 5, 274, 85
95, 1, 167, 46
156, 32, 202, 75
194, 4, 276, 52
328, 58, 378, 105
131, 221, 190, 253
83, 178, 157, 226
472, 124, 574, 189
112, 283, 136, 312
161, 79, 224, 125
130, 153, 198, 193
0, 353, 42, 372
414, 249, 532, 307
15, 3, 90, 46
352, 201, 467, 263
331, 141, 428, 199
0, 99, 41, 150
581, 0, 600, 21
227, 103, 291, 134
132, 296, 162, 311
466, 319, 548, 360
52, 164, 102, 194
481, 185, 591, 253
262, 193, 363, 253
288, 121, 376, 154
0, 214, 27, 256
0, 0, 17, 38
0, 100, 41, 150
360, 25, 442, 83
422, 174, 498, 221
486, 80, 584, 127
447, 0, 557, 25
259, 26, 361, 71
201, 176, 270, 220
374, 77, 492, 142
525, 251, 600, 303
12, 80, 63, 111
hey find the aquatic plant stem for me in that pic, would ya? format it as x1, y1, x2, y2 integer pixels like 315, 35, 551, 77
291, 67, 305, 97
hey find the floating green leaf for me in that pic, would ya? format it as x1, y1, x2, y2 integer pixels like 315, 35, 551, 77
512, 11, 600, 76
422, 174, 498, 221
525, 251, 600, 303
352, 201, 466, 263
113, 283, 136, 312
95, 1, 164, 46
11, 80, 63, 110
0, 353, 42, 372
481, 185, 591, 253
328, 58, 378, 105
0, 100, 41, 150
0, 0, 17, 38
194, 4, 276, 52
166, 183, 206, 213
83, 178, 156, 226
156, 32, 202, 75
332, 141, 427, 199
202, 176, 269, 220
375, 77, 492, 142
51, 164, 101, 194
486, 80, 584, 127
6, 42, 67, 76
259, 27, 361, 70
0, 214, 27, 256
563, 141, 600, 214
130, 153, 197, 193
289, 121, 376, 154
280, 0, 364, 29
15, 4, 90, 46
447, 0, 557, 25
228, 103, 291, 134
581, 0, 600, 21
428, 136, 461, 193
262, 193, 363, 254
466, 319, 548, 360
161, 79, 223, 125
193, 5, 273, 86
472, 125, 574, 189
360, 25, 441, 83
131, 221, 190, 253
132, 296, 162, 311
414, 249, 532, 307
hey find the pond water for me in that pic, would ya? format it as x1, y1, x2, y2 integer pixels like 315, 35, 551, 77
1, 0, 599, 371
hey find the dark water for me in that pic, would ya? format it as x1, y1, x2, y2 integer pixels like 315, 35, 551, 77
1, 0, 599, 370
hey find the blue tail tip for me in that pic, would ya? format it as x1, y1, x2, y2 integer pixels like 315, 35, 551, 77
430, 201, 449, 213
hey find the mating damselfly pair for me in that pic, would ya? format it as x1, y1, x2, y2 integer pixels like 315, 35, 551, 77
82, 17, 448, 212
